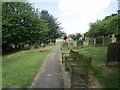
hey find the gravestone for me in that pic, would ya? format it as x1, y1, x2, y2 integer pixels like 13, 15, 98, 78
111, 34, 116, 43
77, 40, 83, 48
49, 41, 52, 46
115, 35, 120, 43
69, 42, 73, 49
103, 36, 111, 46
30, 45, 35, 50
107, 43, 120, 63
95, 37, 103, 47
62, 42, 68, 49
88, 38, 94, 46
41, 43, 45, 48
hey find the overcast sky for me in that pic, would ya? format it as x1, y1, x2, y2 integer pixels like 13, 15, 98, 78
28, 0, 118, 35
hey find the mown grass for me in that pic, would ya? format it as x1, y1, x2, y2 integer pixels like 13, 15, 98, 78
61, 42, 118, 88
2, 45, 55, 88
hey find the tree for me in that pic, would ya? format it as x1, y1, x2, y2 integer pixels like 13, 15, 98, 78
76, 33, 82, 40
85, 14, 119, 38
69, 33, 82, 40
40, 10, 62, 43
2, 2, 31, 51
2, 2, 63, 53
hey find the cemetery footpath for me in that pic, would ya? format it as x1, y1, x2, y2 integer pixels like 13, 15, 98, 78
31, 43, 64, 88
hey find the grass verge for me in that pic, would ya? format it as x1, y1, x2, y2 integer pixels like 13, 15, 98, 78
2, 45, 55, 88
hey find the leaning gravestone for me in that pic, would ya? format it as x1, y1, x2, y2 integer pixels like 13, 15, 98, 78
62, 42, 68, 49
95, 37, 103, 47
103, 36, 111, 46
69, 42, 73, 49
77, 40, 83, 48
88, 38, 94, 46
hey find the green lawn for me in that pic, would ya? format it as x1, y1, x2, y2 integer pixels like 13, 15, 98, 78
61, 42, 118, 88
2, 45, 55, 88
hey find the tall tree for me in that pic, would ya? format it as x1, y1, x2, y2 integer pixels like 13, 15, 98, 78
2, 2, 63, 53
40, 10, 62, 43
85, 14, 119, 38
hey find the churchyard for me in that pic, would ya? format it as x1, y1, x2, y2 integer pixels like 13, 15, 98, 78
61, 36, 119, 88
1, 1, 119, 89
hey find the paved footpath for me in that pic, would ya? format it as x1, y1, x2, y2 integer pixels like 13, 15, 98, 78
31, 43, 64, 88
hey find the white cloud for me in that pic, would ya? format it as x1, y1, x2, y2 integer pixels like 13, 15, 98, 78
58, 0, 112, 34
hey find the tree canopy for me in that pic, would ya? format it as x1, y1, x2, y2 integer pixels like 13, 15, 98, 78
85, 14, 119, 38
69, 33, 82, 40
2, 2, 64, 53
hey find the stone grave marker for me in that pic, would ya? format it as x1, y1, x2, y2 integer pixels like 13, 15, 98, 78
107, 43, 120, 63
62, 42, 68, 49
115, 35, 120, 43
69, 42, 73, 49
49, 41, 52, 46
103, 36, 111, 46
88, 38, 94, 46
111, 34, 116, 43
77, 40, 83, 48
95, 37, 103, 47
30, 45, 35, 50
41, 43, 45, 48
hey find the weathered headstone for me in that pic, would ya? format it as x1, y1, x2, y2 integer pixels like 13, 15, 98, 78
88, 38, 94, 46
103, 36, 111, 46
95, 37, 103, 47
77, 40, 83, 48
41, 43, 45, 48
107, 43, 120, 63
69, 42, 73, 49
111, 34, 116, 43
115, 35, 120, 43
30, 45, 35, 50
62, 42, 68, 49
49, 41, 52, 46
